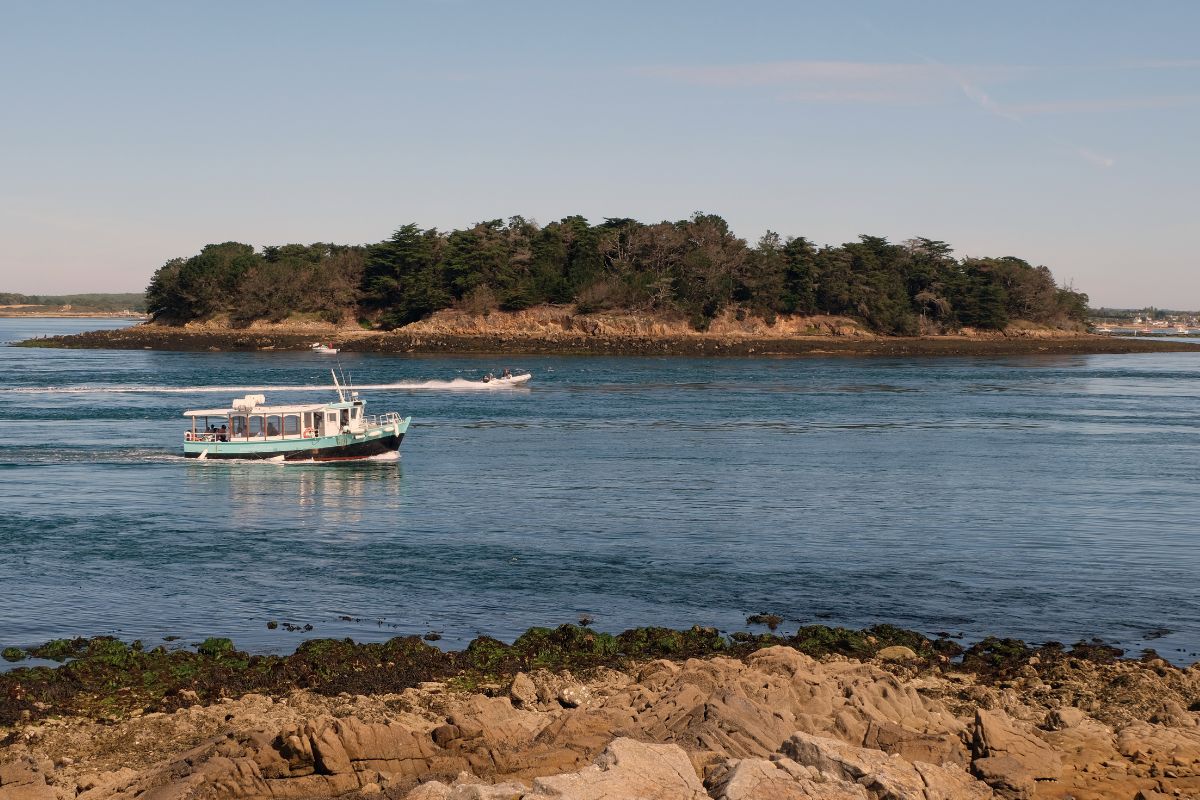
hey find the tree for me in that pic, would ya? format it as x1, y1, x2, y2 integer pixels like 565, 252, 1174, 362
737, 231, 786, 318
363, 224, 448, 328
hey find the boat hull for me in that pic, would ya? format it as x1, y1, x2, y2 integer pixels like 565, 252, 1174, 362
183, 418, 409, 462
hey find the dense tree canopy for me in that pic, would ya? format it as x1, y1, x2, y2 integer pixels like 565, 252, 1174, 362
144, 213, 1090, 332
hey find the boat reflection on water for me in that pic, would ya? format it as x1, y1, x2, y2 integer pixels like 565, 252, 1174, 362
184, 458, 403, 529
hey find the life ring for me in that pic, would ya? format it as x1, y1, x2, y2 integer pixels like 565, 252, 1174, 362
303, 428, 316, 439
185, 431, 193, 441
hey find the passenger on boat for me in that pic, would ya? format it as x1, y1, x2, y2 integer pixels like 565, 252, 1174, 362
218, 424, 228, 442
502, 367, 512, 378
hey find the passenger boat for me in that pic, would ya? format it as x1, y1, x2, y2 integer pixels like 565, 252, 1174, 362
182, 372, 409, 461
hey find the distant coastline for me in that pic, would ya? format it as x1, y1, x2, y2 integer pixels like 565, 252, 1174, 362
0, 310, 147, 319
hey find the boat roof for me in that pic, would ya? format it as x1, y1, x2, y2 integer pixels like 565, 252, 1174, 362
183, 403, 328, 418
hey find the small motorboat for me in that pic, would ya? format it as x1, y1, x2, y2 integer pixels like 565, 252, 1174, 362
182, 371, 409, 461
311, 342, 339, 354
481, 371, 532, 386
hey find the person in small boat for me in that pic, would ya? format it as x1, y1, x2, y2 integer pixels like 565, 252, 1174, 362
502, 367, 512, 379
483, 372, 494, 383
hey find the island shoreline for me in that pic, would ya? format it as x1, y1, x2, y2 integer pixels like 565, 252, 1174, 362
14, 324, 1200, 357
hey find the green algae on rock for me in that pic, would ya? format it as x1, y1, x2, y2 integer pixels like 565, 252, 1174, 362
0, 623, 1173, 728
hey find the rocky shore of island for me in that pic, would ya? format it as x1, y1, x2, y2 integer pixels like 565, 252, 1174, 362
1, 624, 1197, 799
13, 308, 1200, 357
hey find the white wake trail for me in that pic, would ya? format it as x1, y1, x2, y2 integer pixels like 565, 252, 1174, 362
4, 378, 530, 395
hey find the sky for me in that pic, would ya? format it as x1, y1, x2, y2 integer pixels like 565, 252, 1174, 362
0, 0, 1197, 307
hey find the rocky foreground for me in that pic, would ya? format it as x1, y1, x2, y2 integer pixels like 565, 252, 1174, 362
2, 627, 1198, 800
15, 308, 1200, 357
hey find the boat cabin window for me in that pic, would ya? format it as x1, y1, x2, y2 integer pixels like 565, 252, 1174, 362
340, 409, 350, 428
231, 415, 247, 438
249, 416, 263, 437
266, 415, 281, 437
283, 415, 300, 436
327, 413, 337, 423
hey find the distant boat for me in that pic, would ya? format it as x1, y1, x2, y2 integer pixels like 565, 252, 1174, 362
311, 342, 339, 354
481, 371, 532, 386
182, 371, 409, 461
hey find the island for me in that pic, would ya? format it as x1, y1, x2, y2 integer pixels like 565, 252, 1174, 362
15, 213, 1200, 356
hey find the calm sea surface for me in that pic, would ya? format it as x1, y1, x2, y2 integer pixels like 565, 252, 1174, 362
2, 318, 1198, 664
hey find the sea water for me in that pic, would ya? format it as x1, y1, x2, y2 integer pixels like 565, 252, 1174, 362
2, 318, 1198, 663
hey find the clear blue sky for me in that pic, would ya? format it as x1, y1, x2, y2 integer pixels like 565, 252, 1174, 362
1, 0, 1197, 307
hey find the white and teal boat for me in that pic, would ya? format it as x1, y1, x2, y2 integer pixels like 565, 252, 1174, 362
182, 372, 409, 462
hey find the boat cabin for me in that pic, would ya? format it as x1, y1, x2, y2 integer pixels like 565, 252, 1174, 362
183, 394, 370, 443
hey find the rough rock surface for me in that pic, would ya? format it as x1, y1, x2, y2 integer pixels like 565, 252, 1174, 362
781, 732, 991, 799
2, 646, 1198, 799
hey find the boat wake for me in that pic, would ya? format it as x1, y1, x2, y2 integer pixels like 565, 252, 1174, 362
4, 378, 530, 394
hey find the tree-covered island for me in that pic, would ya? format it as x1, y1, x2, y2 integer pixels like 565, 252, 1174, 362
145, 213, 1089, 335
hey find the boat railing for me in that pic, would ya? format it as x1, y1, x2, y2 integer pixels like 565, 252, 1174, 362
184, 431, 229, 443
185, 430, 319, 442
366, 412, 401, 428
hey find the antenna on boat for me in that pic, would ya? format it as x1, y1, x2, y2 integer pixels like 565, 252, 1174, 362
331, 369, 346, 402
332, 353, 354, 397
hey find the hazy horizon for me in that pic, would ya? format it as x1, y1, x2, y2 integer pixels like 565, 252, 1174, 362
2, 1, 1197, 307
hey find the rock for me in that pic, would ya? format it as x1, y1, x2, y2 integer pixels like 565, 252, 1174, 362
1149, 699, 1198, 728
621, 646, 968, 766
1045, 706, 1086, 730
705, 756, 868, 799
0, 755, 63, 800
74, 767, 139, 799
970, 755, 1034, 800
876, 646, 919, 662
781, 731, 992, 799
529, 738, 707, 799
972, 709, 1062, 781
406, 782, 452, 799
556, 684, 592, 709
408, 780, 530, 800
13, 636, 1200, 800
509, 673, 538, 709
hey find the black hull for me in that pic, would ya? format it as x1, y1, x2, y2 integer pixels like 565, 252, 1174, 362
184, 434, 403, 461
